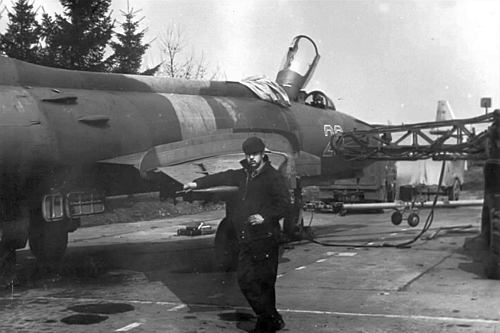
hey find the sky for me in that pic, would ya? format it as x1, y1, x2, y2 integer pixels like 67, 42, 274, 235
1, 0, 499, 125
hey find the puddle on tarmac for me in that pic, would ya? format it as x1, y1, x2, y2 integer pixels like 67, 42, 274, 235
67, 302, 135, 314
61, 302, 134, 325
61, 314, 108, 325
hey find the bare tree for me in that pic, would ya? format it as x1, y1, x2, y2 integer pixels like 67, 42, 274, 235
156, 22, 222, 80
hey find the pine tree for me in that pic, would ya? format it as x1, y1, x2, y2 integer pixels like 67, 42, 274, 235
107, 7, 150, 74
0, 0, 41, 63
38, 12, 61, 67
40, 0, 114, 71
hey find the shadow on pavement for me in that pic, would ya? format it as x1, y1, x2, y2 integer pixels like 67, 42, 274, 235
457, 235, 490, 278
9, 235, 270, 319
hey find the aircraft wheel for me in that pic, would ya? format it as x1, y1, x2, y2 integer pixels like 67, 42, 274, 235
28, 211, 68, 265
407, 212, 420, 227
278, 243, 285, 259
283, 203, 304, 241
484, 254, 500, 280
485, 209, 500, 279
0, 205, 30, 285
448, 178, 461, 201
214, 218, 239, 272
391, 211, 403, 226
0, 237, 18, 284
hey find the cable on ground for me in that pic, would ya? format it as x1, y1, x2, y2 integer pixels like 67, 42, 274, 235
298, 161, 447, 249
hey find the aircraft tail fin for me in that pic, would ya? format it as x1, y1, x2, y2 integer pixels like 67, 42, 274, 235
430, 100, 455, 135
435, 100, 456, 121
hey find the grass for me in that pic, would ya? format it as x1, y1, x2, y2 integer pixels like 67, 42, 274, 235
81, 193, 224, 228
80, 165, 485, 228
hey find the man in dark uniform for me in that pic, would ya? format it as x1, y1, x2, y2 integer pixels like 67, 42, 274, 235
183, 136, 290, 333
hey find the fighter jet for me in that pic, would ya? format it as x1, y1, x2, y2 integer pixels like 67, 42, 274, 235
0, 35, 383, 268
2, 35, 490, 270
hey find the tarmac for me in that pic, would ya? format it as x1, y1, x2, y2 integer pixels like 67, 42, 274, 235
0, 200, 499, 333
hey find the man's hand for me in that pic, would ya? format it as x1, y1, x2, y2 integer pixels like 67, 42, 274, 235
248, 214, 265, 225
183, 182, 198, 192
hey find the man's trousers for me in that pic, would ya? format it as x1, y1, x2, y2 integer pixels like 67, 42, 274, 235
237, 236, 280, 319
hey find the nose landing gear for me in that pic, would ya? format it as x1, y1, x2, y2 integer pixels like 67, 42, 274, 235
391, 209, 420, 227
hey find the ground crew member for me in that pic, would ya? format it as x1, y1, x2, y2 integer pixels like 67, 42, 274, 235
183, 136, 290, 333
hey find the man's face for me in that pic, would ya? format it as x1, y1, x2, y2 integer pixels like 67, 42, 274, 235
245, 151, 264, 169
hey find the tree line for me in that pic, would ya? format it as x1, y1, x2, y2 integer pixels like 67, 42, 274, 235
0, 0, 219, 78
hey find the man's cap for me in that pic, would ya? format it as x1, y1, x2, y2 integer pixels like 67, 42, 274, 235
242, 137, 265, 154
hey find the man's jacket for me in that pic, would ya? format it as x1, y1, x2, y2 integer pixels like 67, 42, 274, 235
194, 157, 290, 243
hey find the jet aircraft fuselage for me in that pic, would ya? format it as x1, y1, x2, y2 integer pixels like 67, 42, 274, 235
0, 35, 375, 266
0, 56, 373, 192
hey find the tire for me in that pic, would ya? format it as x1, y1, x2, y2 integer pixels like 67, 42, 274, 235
283, 203, 304, 241
278, 244, 285, 259
407, 212, 420, 227
484, 254, 500, 280
0, 208, 30, 272
448, 178, 461, 201
481, 203, 491, 244
214, 218, 239, 272
391, 211, 403, 226
28, 214, 69, 265
0, 239, 17, 279
486, 212, 500, 280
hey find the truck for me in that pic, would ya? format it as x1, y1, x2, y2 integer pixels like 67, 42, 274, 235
395, 159, 465, 203
303, 161, 396, 207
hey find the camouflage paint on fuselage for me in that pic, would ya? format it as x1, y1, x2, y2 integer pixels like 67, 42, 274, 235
0, 56, 375, 197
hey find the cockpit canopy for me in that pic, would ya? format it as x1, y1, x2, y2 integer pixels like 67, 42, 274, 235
275, 35, 320, 102
276, 35, 336, 111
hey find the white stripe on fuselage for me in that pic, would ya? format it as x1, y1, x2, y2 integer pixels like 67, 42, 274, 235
164, 94, 217, 139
